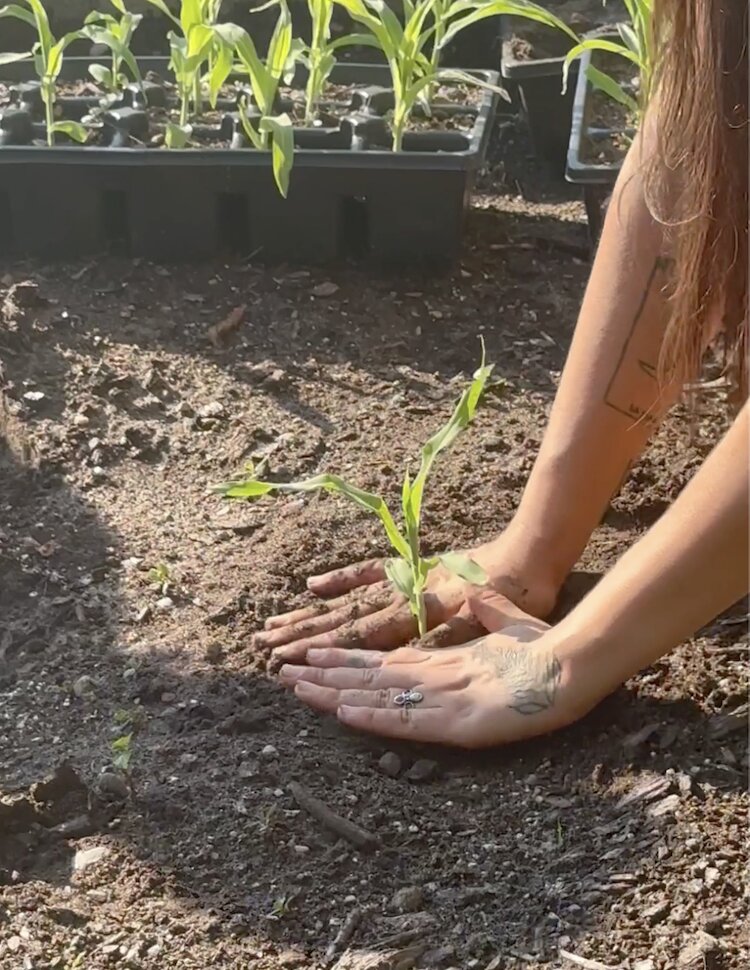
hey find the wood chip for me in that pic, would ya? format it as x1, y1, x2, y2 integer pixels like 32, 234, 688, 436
708, 703, 748, 740
331, 945, 424, 970
208, 304, 246, 348
559, 949, 622, 970
289, 781, 379, 852
616, 775, 671, 809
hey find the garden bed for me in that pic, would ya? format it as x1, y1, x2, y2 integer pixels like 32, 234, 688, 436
0, 117, 747, 967
0, 58, 500, 263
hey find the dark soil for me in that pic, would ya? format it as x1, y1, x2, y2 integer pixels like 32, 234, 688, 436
505, 0, 627, 63
0, 109, 747, 970
581, 52, 638, 166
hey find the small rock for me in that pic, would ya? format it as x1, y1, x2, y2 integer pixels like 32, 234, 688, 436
633, 961, 655, 970
616, 774, 671, 808
311, 281, 339, 298
405, 758, 438, 783
704, 867, 720, 887
391, 885, 424, 913
97, 772, 129, 800
198, 401, 225, 419
686, 878, 706, 897
646, 793, 680, 818
72, 412, 90, 427
261, 743, 279, 760
155, 596, 174, 612
72, 675, 96, 698
643, 898, 670, 926
7, 936, 21, 952
87, 889, 108, 903
23, 390, 45, 402
676, 772, 698, 797
678, 931, 721, 969
293, 844, 310, 855
378, 752, 402, 778
73, 845, 110, 872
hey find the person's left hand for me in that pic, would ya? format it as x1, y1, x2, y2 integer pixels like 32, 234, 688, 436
278, 589, 583, 749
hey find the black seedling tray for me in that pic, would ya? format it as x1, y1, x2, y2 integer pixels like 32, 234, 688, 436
0, 59, 500, 265
566, 47, 630, 249
499, 14, 578, 175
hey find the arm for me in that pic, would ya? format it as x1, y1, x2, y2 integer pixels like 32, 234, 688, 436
555, 402, 749, 710
507, 124, 679, 591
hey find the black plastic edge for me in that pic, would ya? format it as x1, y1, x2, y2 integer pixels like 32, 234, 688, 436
498, 14, 574, 80
565, 48, 621, 186
0, 59, 500, 173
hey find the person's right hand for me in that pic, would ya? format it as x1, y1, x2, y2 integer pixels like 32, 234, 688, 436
256, 528, 561, 665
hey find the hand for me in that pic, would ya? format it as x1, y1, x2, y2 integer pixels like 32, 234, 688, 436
257, 527, 561, 664
278, 589, 585, 749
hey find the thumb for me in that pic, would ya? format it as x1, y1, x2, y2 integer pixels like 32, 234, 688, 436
465, 585, 549, 635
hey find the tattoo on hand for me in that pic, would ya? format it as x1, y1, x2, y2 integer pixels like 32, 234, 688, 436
472, 641, 562, 716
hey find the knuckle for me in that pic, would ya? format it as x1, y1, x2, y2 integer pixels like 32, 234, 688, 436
361, 667, 379, 688
376, 688, 390, 708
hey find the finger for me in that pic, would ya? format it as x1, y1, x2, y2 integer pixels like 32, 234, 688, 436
294, 680, 437, 716
264, 582, 392, 630
280, 663, 419, 690
338, 705, 452, 743
465, 587, 550, 635
419, 604, 485, 649
307, 558, 386, 596
270, 603, 418, 664
304, 645, 428, 669
256, 597, 386, 650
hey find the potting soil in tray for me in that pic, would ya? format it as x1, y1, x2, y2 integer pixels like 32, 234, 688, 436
504, 0, 627, 62
581, 51, 637, 166
0, 75, 482, 151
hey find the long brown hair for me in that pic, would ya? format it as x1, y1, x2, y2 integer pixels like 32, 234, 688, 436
645, 0, 748, 395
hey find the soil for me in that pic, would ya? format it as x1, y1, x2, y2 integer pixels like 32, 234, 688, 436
505, 0, 627, 63
0, 78, 483, 148
581, 52, 638, 166
1, 109, 748, 970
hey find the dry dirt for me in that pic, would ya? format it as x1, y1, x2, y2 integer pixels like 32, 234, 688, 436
0, 115, 748, 970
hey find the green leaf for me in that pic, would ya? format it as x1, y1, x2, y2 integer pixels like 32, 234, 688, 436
89, 63, 114, 86
406, 343, 493, 530
584, 64, 639, 113
562, 37, 640, 94
384, 557, 414, 601
216, 471, 411, 560
110, 0, 128, 13
237, 97, 265, 149
165, 120, 192, 147
438, 552, 488, 586
0, 50, 31, 64
143, 0, 180, 28
50, 120, 88, 142
259, 113, 294, 198
439, 1, 578, 52
0, 4, 37, 29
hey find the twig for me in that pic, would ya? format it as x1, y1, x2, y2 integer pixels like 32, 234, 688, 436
289, 781, 379, 852
325, 906, 367, 964
559, 950, 622, 970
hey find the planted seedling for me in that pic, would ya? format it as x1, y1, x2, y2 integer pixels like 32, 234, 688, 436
148, 562, 172, 593
563, 0, 653, 118
333, 0, 574, 151
216, 348, 493, 636
210, 1, 297, 195
0, 0, 89, 145
111, 731, 134, 772
298, 0, 379, 124
83, 0, 143, 95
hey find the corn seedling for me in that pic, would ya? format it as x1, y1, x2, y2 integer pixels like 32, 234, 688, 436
216, 349, 493, 636
210, 2, 296, 195
0, 0, 88, 145
299, 0, 379, 124
83, 0, 143, 94
333, 0, 575, 151
111, 732, 134, 772
148, 562, 172, 594
562, 0, 653, 118
269, 894, 295, 919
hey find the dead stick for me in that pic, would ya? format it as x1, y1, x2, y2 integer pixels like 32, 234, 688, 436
289, 781, 379, 852
325, 905, 367, 964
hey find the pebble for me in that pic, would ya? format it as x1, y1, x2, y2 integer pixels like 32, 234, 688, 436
98, 772, 129, 800
405, 758, 438, 783
155, 596, 174, 612
72, 413, 90, 427
198, 401, 225, 419
261, 743, 279, 760
678, 931, 721, 968
378, 751, 402, 778
647, 793, 680, 818
72, 675, 96, 698
643, 898, 670, 925
73, 845, 110, 872
390, 885, 424, 913
633, 961, 655, 970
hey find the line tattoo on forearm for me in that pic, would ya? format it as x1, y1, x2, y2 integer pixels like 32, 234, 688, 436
603, 255, 670, 428
472, 641, 562, 716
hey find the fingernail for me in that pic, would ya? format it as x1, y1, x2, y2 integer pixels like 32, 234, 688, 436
279, 664, 304, 682
338, 705, 356, 724
295, 680, 315, 696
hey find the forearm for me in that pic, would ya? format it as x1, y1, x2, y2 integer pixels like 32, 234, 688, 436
556, 403, 749, 706
510, 130, 679, 585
